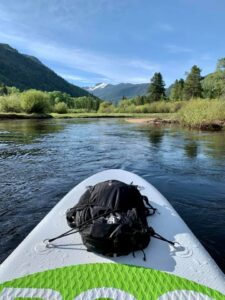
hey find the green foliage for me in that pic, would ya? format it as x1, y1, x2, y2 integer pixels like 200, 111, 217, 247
98, 102, 115, 113
0, 86, 100, 114
0, 83, 8, 96
148, 72, 166, 102
135, 95, 145, 105
73, 96, 100, 111
48, 91, 74, 108
116, 99, 184, 114
183, 65, 202, 100
6, 86, 20, 94
117, 99, 134, 112
170, 79, 184, 101
54, 102, 68, 114
202, 72, 225, 99
216, 57, 225, 71
21, 90, 51, 114
0, 94, 22, 112
178, 99, 225, 127
202, 58, 225, 99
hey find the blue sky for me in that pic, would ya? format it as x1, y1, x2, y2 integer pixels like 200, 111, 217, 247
0, 0, 224, 87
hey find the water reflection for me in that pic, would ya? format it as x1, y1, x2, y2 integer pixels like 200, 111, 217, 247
202, 133, 225, 160
184, 141, 198, 158
147, 128, 164, 147
0, 119, 65, 144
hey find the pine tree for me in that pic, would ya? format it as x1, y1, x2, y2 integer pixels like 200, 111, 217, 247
0, 83, 8, 96
148, 72, 166, 101
183, 65, 202, 100
170, 79, 184, 101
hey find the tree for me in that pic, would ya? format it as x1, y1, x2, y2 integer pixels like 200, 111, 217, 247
202, 58, 225, 99
0, 83, 8, 96
21, 90, 51, 114
183, 65, 202, 100
148, 72, 166, 102
98, 101, 115, 113
54, 102, 68, 114
216, 58, 225, 72
170, 79, 184, 101
202, 72, 225, 99
135, 95, 145, 105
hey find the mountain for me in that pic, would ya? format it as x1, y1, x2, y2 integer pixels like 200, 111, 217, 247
85, 82, 149, 102
0, 43, 90, 97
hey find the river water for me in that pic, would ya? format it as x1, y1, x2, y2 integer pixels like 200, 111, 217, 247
0, 118, 225, 272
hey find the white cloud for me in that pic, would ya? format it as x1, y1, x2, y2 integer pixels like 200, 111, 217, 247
58, 74, 91, 83
165, 44, 193, 53
0, 30, 158, 84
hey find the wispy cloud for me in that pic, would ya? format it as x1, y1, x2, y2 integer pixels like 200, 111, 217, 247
157, 23, 174, 32
165, 44, 193, 53
30, 42, 159, 83
58, 74, 92, 83
0, 31, 159, 84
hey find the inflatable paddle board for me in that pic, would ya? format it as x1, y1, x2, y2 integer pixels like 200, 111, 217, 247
0, 169, 224, 299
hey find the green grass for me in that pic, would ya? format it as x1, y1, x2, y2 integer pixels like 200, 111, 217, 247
1, 99, 225, 131
51, 112, 176, 119
178, 99, 225, 128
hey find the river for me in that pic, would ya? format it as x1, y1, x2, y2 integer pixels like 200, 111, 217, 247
0, 118, 225, 272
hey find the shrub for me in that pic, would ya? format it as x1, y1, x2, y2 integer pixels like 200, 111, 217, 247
98, 102, 115, 113
21, 90, 51, 114
0, 94, 22, 112
54, 102, 68, 114
130, 101, 184, 114
178, 99, 225, 127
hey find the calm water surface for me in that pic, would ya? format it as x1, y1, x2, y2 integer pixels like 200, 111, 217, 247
0, 118, 225, 272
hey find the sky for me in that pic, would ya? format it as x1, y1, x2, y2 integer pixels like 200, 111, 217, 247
0, 0, 225, 87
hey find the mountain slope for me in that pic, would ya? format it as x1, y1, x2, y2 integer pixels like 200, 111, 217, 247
85, 82, 149, 102
0, 44, 90, 97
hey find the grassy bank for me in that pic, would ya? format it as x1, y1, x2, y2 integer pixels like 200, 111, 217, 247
51, 112, 175, 119
178, 99, 225, 130
1, 99, 225, 131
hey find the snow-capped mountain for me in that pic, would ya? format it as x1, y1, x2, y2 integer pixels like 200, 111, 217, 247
85, 82, 149, 102
86, 82, 109, 92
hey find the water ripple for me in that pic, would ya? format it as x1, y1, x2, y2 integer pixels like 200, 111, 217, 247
0, 118, 225, 272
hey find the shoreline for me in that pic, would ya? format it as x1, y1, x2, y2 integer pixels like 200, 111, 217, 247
0, 113, 52, 120
0, 112, 224, 131
126, 117, 225, 131
0, 112, 174, 120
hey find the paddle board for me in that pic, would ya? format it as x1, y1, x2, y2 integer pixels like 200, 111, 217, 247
0, 169, 224, 299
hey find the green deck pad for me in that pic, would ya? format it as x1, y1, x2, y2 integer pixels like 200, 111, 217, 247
0, 263, 224, 299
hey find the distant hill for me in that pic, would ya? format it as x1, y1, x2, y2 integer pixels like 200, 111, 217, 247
85, 82, 149, 102
0, 43, 90, 97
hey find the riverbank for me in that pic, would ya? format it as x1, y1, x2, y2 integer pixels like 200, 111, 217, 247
126, 117, 225, 131
0, 111, 224, 131
0, 112, 175, 120
0, 113, 52, 120
51, 112, 175, 119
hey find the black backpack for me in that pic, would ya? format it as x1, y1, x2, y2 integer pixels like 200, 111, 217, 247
65, 180, 157, 257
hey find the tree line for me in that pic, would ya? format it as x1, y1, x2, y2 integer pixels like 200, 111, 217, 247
0, 57, 224, 115
147, 57, 225, 102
